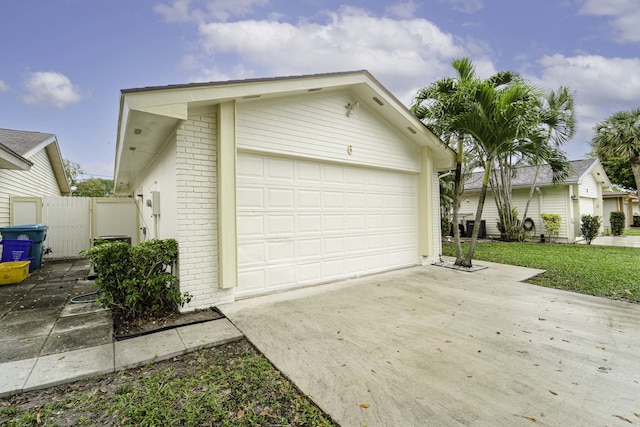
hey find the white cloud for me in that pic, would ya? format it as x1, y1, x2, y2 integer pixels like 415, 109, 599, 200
22, 71, 84, 108
440, 0, 484, 14
154, 0, 269, 23
386, 1, 419, 19
193, 6, 466, 101
529, 53, 640, 159
0, 80, 8, 92
578, 0, 640, 42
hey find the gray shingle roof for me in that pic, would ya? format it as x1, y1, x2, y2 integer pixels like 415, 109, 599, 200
464, 158, 599, 190
0, 128, 56, 157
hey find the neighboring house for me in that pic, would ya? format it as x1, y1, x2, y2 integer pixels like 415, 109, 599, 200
603, 190, 638, 229
114, 71, 455, 310
0, 128, 70, 226
462, 158, 612, 243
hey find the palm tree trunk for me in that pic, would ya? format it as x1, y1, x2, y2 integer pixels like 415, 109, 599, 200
451, 137, 465, 264
460, 161, 492, 267
521, 164, 540, 239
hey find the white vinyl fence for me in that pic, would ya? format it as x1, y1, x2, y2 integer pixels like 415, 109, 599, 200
9, 196, 139, 259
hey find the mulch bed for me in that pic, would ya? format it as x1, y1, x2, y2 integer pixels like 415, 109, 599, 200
112, 306, 224, 340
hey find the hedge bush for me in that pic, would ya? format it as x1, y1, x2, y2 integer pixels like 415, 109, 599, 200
609, 211, 625, 236
580, 215, 602, 245
82, 238, 191, 319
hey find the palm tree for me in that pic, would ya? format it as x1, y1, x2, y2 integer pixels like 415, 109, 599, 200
411, 57, 478, 265
591, 107, 640, 192
518, 87, 575, 237
454, 78, 543, 264
412, 57, 519, 267
411, 58, 516, 266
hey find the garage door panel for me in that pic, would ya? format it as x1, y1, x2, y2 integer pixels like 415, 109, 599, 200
267, 240, 295, 261
324, 165, 345, 183
324, 191, 344, 208
238, 242, 265, 265
238, 269, 265, 292
298, 238, 322, 257
298, 190, 321, 208
324, 214, 344, 232
298, 215, 322, 234
297, 162, 322, 182
237, 153, 418, 297
238, 216, 264, 237
268, 265, 295, 287
267, 215, 295, 235
267, 188, 295, 208
237, 187, 264, 208
323, 259, 345, 278
267, 158, 294, 180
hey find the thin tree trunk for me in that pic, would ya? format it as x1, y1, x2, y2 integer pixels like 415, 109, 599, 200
452, 138, 465, 264
520, 164, 541, 239
461, 161, 492, 267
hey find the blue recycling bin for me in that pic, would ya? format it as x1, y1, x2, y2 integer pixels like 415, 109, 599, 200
0, 224, 48, 271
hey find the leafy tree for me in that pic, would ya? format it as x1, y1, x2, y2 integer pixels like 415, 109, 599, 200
598, 155, 636, 190
63, 159, 84, 188
541, 213, 561, 243
591, 107, 640, 192
73, 178, 114, 197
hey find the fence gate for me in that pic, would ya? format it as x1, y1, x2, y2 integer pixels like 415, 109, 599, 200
9, 196, 138, 259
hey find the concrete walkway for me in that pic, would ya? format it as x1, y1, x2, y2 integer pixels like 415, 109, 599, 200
0, 259, 243, 397
587, 234, 640, 247
220, 262, 640, 426
0, 318, 242, 397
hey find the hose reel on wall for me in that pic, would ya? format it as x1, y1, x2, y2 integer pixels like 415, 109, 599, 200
523, 217, 535, 232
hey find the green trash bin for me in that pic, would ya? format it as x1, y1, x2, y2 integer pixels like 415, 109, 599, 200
0, 224, 48, 271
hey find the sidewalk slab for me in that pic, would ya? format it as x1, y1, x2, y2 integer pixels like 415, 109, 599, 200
114, 329, 186, 370
0, 358, 37, 397
177, 318, 243, 351
24, 344, 114, 392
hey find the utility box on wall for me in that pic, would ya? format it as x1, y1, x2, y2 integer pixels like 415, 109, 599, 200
151, 191, 160, 216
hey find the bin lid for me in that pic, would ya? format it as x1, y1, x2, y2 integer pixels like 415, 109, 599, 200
0, 224, 48, 231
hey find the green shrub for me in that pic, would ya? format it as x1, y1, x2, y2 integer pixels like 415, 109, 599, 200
580, 215, 602, 245
633, 214, 640, 227
441, 215, 452, 237
540, 213, 561, 243
609, 211, 626, 236
81, 238, 191, 318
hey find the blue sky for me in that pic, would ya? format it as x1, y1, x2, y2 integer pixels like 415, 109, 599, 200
1, 0, 639, 179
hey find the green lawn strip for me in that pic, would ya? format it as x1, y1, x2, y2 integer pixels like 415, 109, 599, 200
0, 340, 336, 427
442, 241, 640, 302
623, 227, 640, 236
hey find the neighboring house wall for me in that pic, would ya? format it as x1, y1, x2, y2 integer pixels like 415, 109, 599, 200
0, 148, 62, 226
463, 185, 575, 242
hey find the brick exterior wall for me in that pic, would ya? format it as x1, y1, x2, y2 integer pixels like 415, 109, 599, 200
175, 112, 233, 310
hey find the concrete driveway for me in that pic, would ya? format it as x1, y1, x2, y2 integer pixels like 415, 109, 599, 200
220, 261, 640, 426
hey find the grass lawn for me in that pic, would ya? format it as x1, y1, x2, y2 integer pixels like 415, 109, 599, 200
0, 340, 336, 427
623, 227, 640, 236
442, 241, 640, 302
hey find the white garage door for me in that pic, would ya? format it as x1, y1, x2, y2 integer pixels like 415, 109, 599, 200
236, 152, 419, 297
